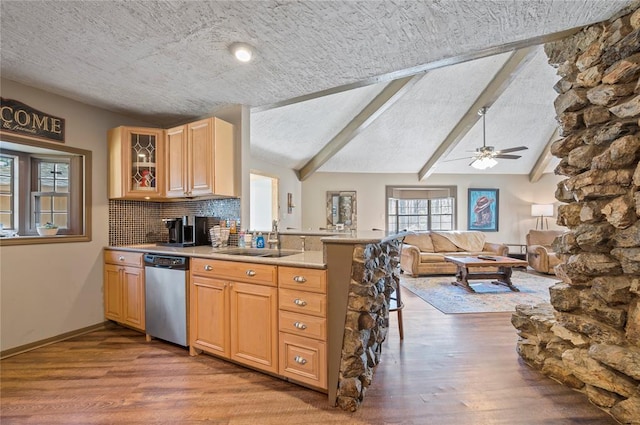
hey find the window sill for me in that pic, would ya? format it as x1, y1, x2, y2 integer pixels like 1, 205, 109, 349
0, 234, 91, 246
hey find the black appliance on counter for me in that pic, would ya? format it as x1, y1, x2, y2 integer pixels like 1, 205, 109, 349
160, 216, 209, 247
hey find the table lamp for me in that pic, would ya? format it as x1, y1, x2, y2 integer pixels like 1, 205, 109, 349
531, 204, 554, 229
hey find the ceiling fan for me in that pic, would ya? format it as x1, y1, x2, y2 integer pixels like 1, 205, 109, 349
448, 107, 528, 170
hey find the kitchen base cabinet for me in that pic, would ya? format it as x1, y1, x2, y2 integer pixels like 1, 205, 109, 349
230, 281, 278, 374
278, 266, 328, 390
280, 333, 327, 389
103, 250, 145, 331
189, 259, 278, 374
190, 275, 229, 358
189, 259, 328, 389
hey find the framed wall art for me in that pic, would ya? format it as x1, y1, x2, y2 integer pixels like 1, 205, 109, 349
326, 191, 357, 230
468, 188, 499, 232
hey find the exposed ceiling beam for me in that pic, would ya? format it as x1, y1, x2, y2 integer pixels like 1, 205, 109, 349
296, 74, 423, 181
417, 47, 537, 181
529, 127, 559, 182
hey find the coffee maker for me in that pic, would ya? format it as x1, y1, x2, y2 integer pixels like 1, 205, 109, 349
160, 216, 209, 247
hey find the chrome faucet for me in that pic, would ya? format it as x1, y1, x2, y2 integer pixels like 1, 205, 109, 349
267, 219, 280, 250
300, 235, 306, 252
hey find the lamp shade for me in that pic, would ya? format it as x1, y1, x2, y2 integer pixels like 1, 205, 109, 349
531, 204, 554, 217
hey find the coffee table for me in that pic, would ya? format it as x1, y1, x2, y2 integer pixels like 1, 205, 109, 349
443, 255, 528, 293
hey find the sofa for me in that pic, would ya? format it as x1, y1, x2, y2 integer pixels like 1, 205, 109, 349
400, 231, 508, 276
526, 230, 564, 275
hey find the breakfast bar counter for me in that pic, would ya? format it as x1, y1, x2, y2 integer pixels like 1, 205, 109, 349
106, 229, 407, 411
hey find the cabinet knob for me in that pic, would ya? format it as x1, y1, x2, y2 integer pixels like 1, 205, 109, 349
204, 265, 213, 271
293, 321, 307, 330
118, 256, 125, 261
293, 275, 306, 283
293, 298, 307, 307
246, 270, 256, 277
294, 356, 307, 365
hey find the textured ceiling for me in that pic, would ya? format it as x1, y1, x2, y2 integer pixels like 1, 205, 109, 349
1, 0, 636, 177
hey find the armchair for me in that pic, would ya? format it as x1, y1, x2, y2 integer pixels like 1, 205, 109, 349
526, 230, 564, 275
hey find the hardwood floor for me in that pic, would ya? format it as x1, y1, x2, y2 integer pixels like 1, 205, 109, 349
1, 289, 617, 425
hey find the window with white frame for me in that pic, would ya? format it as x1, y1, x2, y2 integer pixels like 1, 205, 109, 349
31, 158, 70, 229
0, 146, 83, 237
0, 154, 16, 230
386, 186, 456, 232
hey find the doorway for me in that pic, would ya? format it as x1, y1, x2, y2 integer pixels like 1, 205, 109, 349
249, 172, 278, 231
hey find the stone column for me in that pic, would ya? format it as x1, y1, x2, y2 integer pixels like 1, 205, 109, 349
335, 239, 401, 411
512, 6, 640, 424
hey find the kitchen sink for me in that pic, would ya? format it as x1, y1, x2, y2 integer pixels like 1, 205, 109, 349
217, 248, 299, 258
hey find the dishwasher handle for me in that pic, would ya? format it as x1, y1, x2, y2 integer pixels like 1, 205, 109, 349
143, 254, 189, 270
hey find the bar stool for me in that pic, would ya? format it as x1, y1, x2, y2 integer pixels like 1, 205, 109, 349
389, 279, 404, 340
389, 236, 405, 340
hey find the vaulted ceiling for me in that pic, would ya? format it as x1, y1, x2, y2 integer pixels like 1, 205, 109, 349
1, 1, 636, 179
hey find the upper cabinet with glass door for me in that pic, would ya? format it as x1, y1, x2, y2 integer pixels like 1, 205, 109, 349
108, 127, 164, 199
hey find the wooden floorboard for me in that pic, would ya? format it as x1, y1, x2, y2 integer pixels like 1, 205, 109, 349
1, 289, 617, 425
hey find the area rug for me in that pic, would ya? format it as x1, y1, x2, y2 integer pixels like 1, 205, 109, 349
401, 270, 559, 314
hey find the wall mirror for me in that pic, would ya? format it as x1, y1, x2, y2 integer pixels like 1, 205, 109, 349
326, 191, 356, 230
0, 132, 92, 245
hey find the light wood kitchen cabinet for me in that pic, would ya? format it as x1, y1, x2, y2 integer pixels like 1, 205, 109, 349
108, 127, 164, 199
229, 281, 278, 373
190, 274, 229, 357
278, 266, 328, 390
103, 250, 145, 331
165, 117, 236, 198
189, 258, 278, 374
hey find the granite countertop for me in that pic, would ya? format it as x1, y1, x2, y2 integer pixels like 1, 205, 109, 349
108, 231, 407, 269
108, 244, 327, 269
320, 229, 411, 244
281, 229, 410, 244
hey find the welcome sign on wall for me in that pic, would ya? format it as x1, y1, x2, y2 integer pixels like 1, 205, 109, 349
0, 97, 65, 143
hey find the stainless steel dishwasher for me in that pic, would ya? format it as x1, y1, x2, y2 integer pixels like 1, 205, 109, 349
144, 254, 189, 347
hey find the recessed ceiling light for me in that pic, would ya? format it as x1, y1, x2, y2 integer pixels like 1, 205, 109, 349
229, 42, 254, 62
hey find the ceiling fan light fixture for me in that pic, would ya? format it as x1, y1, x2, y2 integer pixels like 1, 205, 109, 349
229, 42, 254, 62
471, 156, 497, 170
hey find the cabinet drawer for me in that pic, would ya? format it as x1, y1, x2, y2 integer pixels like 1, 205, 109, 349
278, 267, 326, 293
104, 250, 142, 267
279, 310, 326, 340
279, 333, 327, 390
279, 288, 326, 317
191, 258, 277, 286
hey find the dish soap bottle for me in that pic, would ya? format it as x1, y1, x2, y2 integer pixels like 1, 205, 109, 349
238, 229, 246, 248
256, 232, 265, 249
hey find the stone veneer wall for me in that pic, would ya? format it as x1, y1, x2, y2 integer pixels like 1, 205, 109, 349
512, 7, 640, 424
336, 239, 401, 411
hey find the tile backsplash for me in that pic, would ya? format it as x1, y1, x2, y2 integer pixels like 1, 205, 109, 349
109, 198, 240, 246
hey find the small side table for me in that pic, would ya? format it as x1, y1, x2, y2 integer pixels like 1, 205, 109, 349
505, 244, 527, 261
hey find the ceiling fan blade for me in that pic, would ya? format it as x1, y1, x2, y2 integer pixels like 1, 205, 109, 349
495, 146, 528, 154
442, 156, 475, 163
494, 154, 521, 159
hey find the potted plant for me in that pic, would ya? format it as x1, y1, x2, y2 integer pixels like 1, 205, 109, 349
37, 222, 59, 236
